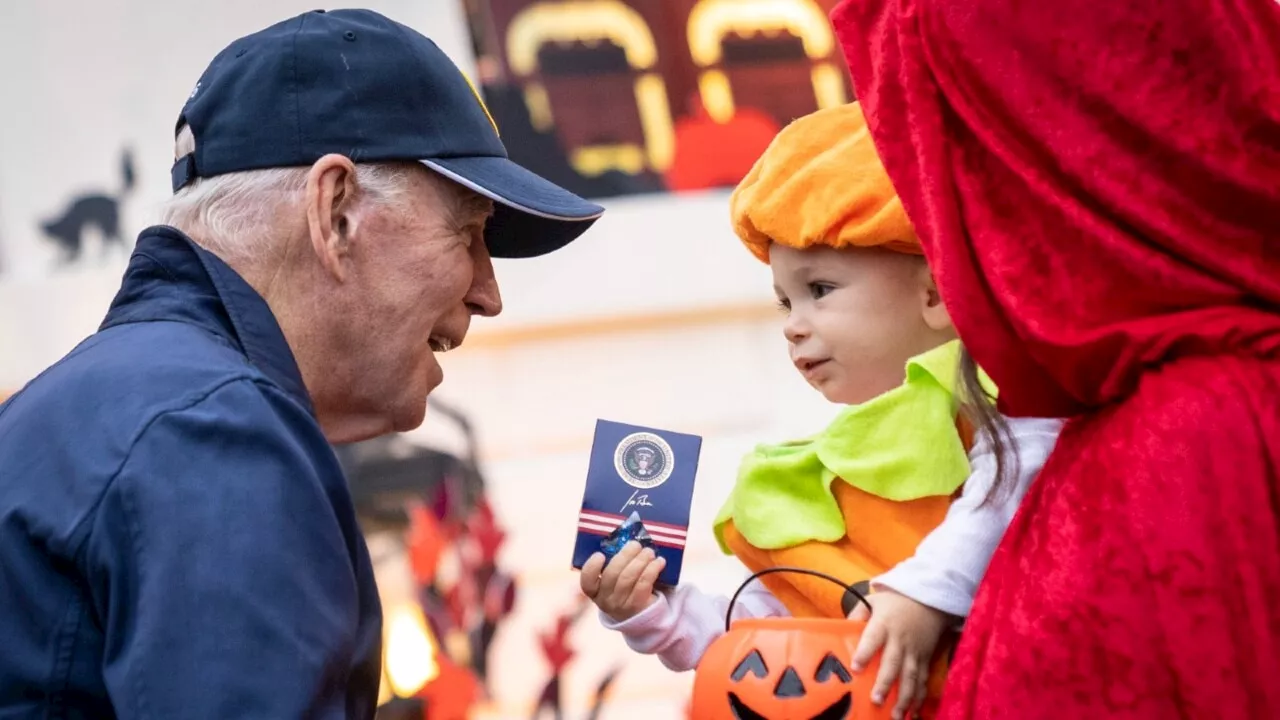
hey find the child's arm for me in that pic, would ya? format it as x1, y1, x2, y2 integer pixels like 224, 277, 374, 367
601, 580, 786, 672
581, 542, 787, 672
873, 416, 1065, 616
849, 416, 1064, 719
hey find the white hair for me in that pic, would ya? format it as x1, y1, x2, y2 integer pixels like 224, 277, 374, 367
157, 125, 416, 264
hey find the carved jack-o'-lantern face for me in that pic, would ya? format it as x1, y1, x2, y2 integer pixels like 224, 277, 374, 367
692, 617, 947, 720
726, 643, 854, 719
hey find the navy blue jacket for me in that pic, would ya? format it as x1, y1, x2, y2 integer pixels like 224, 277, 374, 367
0, 227, 382, 718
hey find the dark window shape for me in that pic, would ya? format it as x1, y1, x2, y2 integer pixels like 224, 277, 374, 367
721, 32, 809, 64
537, 41, 631, 76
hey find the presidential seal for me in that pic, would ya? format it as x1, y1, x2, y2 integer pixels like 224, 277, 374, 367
614, 432, 675, 489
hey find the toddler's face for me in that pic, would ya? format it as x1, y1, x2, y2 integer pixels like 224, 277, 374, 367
770, 244, 954, 405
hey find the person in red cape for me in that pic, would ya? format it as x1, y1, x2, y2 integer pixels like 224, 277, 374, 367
830, 0, 1280, 716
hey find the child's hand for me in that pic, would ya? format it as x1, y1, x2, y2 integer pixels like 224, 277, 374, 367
848, 589, 950, 720
579, 541, 666, 622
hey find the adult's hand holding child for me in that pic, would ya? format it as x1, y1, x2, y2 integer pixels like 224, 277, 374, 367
580, 541, 666, 621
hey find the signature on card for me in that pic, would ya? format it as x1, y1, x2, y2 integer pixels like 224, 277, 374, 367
620, 489, 655, 514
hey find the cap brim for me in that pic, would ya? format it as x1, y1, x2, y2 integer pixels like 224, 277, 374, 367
422, 157, 604, 259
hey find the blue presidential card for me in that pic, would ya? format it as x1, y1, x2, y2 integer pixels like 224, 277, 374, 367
572, 419, 703, 587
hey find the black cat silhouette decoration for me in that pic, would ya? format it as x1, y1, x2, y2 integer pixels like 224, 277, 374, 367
41, 148, 135, 265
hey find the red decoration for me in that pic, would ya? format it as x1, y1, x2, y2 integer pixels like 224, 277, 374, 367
466, 499, 507, 564
665, 98, 780, 192
417, 654, 481, 720
481, 569, 517, 622
406, 503, 446, 585
538, 598, 586, 673
529, 597, 594, 717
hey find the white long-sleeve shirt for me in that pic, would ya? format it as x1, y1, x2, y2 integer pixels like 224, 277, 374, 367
599, 416, 1064, 672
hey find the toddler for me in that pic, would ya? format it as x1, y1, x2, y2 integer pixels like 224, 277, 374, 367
579, 103, 1062, 719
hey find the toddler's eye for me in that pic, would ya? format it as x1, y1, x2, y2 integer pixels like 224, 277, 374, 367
775, 297, 791, 313
809, 282, 834, 300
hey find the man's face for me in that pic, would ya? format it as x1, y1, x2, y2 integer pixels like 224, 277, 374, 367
325, 166, 502, 437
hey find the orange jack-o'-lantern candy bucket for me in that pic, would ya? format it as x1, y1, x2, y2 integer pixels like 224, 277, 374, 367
691, 568, 949, 719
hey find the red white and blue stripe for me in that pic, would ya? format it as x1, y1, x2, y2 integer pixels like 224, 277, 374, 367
577, 510, 688, 550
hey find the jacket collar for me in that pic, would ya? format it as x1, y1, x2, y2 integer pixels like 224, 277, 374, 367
101, 225, 314, 414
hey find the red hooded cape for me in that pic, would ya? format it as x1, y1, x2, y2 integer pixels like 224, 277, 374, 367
832, 0, 1280, 716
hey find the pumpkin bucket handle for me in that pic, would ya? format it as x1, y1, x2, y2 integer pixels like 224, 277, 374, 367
724, 566, 872, 633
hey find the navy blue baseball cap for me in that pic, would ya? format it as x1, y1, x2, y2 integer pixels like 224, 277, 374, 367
171, 9, 603, 258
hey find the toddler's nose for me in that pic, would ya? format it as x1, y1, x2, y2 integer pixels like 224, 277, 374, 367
783, 314, 810, 344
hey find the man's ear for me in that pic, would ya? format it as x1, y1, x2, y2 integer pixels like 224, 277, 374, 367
305, 154, 359, 282
919, 264, 954, 332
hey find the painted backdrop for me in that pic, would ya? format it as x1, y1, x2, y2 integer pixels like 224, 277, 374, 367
460, 0, 854, 199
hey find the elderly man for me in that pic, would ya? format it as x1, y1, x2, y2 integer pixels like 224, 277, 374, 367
0, 9, 601, 719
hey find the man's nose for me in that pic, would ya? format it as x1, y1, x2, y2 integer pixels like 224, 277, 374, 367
465, 239, 503, 318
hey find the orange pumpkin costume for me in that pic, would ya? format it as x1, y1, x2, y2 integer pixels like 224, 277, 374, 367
716, 102, 978, 620
719, 487, 956, 620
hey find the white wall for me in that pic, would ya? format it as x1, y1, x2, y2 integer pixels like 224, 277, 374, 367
0, 3, 840, 718
0, 0, 476, 386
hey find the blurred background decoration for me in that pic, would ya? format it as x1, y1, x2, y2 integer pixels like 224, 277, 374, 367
0, 1, 852, 716
528, 595, 624, 720
459, 0, 854, 199
338, 400, 512, 718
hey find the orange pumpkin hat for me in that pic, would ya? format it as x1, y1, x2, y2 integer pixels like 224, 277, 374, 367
729, 102, 920, 263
